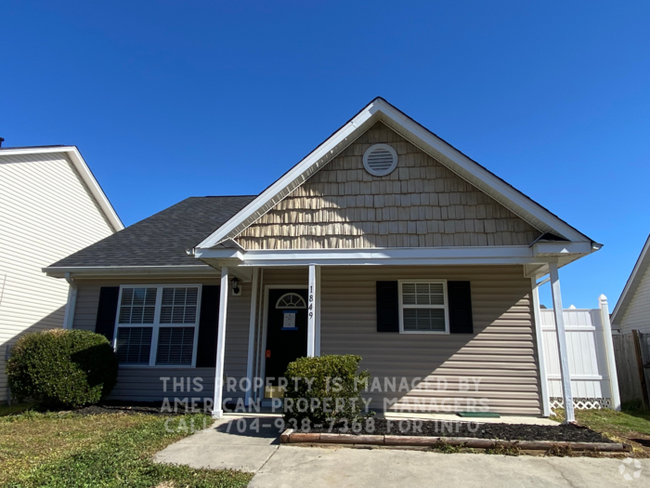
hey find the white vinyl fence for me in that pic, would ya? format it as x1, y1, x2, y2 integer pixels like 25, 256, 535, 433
539, 296, 620, 410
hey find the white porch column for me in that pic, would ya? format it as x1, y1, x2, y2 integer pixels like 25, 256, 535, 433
549, 262, 575, 423
599, 294, 621, 411
531, 277, 550, 417
212, 267, 230, 419
244, 268, 260, 407
307, 264, 318, 357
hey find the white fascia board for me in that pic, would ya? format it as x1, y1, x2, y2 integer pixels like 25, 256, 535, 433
197, 245, 534, 260
234, 256, 554, 267
43, 265, 217, 279
195, 104, 379, 249
1, 146, 123, 232
611, 234, 650, 324
195, 245, 564, 267
532, 241, 596, 256
193, 249, 244, 261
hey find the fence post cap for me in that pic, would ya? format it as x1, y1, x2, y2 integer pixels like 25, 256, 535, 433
599, 294, 608, 302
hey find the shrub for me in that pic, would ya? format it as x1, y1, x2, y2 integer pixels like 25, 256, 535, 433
7, 329, 118, 408
283, 354, 371, 425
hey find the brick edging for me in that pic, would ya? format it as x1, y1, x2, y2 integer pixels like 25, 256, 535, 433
279, 429, 630, 452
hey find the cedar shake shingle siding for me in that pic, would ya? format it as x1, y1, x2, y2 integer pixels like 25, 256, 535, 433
236, 122, 542, 249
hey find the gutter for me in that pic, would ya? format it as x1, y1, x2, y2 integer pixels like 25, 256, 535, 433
42, 265, 218, 279
62, 272, 77, 330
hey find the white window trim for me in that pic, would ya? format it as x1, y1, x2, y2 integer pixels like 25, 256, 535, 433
275, 292, 307, 309
113, 284, 203, 368
398, 279, 450, 334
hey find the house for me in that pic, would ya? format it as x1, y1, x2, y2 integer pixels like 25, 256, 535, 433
0, 145, 122, 402
612, 234, 650, 334
44, 98, 600, 419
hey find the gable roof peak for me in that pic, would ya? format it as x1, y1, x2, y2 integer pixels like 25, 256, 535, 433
196, 98, 596, 250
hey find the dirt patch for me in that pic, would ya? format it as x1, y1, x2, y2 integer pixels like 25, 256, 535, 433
307, 418, 613, 444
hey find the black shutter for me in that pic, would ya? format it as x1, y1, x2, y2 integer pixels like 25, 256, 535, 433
196, 285, 220, 367
376, 281, 399, 332
95, 287, 120, 342
448, 281, 473, 334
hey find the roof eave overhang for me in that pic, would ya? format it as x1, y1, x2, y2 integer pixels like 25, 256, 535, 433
195, 244, 596, 269
1, 146, 123, 232
43, 265, 217, 279
194, 97, 595, 252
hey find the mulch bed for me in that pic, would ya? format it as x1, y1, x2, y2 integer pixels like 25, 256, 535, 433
307, 418, 613, 444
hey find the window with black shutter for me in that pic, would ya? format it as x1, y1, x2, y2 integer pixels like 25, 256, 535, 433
109, 285, 202, 366
376, 280, 473, 334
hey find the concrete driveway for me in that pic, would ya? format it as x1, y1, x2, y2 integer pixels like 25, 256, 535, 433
154, 416, 649, 487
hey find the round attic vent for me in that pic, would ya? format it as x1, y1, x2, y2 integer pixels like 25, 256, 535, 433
363, 144, 398, 176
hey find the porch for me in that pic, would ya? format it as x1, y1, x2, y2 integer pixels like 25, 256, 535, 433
205, 262, 577, 420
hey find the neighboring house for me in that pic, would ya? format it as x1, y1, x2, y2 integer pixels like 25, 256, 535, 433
612, 234, 650, 334
0, 145, 122, 402
610, 235, 650, 405
44, 98, 600, 418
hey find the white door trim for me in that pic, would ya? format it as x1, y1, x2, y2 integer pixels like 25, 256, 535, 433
257, 284, 309, 402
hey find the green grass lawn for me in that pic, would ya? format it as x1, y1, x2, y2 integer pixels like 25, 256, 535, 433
552, 403, 650, 456
0, 409, 253, 488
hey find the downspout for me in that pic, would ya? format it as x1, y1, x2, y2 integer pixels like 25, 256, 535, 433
62, 272, 78, 330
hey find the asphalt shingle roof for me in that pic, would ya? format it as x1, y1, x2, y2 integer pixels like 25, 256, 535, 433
48, 196, 255, 268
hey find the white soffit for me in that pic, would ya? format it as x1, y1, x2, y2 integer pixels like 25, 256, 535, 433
0, 146, 123, 232
196, 97, 593, 249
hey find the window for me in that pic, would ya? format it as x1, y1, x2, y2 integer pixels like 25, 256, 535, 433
114, 285, 201, 366
275, 293, 307, 309
399, 281, 449, 333
156, 327, 195, 365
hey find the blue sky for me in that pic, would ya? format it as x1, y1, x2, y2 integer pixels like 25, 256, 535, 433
2, 1, 649, 308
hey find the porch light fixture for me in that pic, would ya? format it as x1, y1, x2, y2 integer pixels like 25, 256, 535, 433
230, 277, 241, 296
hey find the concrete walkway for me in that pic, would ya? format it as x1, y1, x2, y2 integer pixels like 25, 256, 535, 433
154, 416, 649, 487
154, 416, 281, 472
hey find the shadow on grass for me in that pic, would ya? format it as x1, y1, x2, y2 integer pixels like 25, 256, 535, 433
0, 402, 34, 417
621, 401, 650, 423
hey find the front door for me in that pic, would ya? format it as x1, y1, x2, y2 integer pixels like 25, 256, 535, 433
265, 289, 308, 396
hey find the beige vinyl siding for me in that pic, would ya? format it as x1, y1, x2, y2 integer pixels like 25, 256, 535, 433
0, 152, 115, 402
618, 264, 650, 334
70, 265, 542, 414
112, 368, 217, 402
73, 284, 103, 331
320, 265, 542, 416
71, 277, 251, 402
237, 122, 541, 249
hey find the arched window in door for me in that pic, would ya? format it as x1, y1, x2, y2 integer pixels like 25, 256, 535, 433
275, 293, 307, 309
